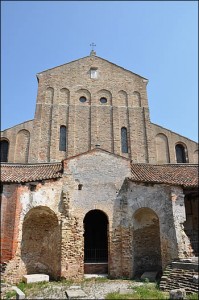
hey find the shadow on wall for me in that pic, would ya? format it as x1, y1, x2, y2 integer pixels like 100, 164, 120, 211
21, 206, 61, 280
132, 207, 162, 278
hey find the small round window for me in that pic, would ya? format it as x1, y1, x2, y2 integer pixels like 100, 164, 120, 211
100, 97, 107, 104
79, 96, 87, 103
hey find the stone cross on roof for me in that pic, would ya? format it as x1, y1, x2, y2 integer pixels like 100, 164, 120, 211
90, 43, 96, 56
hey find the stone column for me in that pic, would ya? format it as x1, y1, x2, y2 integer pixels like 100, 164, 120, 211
171, 186, 193, 258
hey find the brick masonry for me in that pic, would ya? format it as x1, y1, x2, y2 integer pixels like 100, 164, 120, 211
1, 55, 198, 164
0, 54, 198, 285
1, 150, 197, 284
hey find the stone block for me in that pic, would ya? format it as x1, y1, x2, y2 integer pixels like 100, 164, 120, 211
65, 289, 87, 299
169, 288, 186, 299
193, 275, 198, 283
12, 286, 25, 299
22, 274, 49, 283
141, 271, 158, 281
172, 261, 198, 271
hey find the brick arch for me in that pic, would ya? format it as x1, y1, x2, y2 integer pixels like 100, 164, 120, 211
15, 129, 30, 163
175, 142, 189, 163
21, 206, 61, 280
76, 88, 91, 104
133, 91, 141, 107
45, 87, 54, 104
155, 133, 170, 163
132, 207, 162, 277
97, 89, 112, 105
0, 138, 9, 162
59, 88, 70, 105
118, 90, 128, 106
83, 209, 109, 274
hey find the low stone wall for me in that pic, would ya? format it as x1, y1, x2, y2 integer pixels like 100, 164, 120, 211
160, 261, 199, 294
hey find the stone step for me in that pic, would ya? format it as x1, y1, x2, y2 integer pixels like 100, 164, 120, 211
22, 274, 49, 284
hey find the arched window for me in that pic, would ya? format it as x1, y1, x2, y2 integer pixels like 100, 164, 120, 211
0, 140, 9, 162
121, 127, 128, 153
59, 126, 67, 151
175, 144, 186, 163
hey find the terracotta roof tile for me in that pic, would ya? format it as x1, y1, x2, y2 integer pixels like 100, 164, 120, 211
0, 163, 63, 183
130, 164, 198, 188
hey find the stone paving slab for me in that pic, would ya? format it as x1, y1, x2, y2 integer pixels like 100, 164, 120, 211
12, 286, 25, 299
22, 274, 49, 283
84, 274, 108, 279
65, 289, 88, 299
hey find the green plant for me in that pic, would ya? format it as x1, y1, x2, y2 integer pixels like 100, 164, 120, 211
5, 290, 17, 300
187, 293, 199, 300
105, 283, 169, 299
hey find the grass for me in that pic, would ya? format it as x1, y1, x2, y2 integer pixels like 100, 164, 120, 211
5, 290, 17, 300
105, 283, 169, 299
187, 293, 199, 300
5, 278, 198, 300
15, 279, 72, 298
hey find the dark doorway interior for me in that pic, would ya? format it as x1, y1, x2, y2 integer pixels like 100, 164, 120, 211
84, 210, 108, 263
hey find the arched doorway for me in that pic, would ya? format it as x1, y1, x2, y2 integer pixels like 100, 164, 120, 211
21, 206, 61, 280
133, 208, 162, 278
83, 210, 108, 274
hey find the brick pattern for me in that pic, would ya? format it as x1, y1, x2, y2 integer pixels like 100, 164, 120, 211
1, 185, 22, 262
1, 149, 198, 284
160, 264, 199, 294
84, 263, 108, 274
1, 55, 198, 165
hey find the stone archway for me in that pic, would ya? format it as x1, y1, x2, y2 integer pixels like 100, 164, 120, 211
133, 207, 162, 277
21, 206, 61, 280
83, 209, 109, 274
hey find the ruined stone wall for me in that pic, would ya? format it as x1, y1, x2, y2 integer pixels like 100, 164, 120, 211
28, 56, 156, 163
152, 123, 198, 164
2, 177, 85, 283
1, 184, 22, 262
2, 151, 194, 283
170, 186, 194, 258
119, 181, 193, 275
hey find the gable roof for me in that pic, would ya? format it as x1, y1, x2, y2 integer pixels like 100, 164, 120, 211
130, 163, 198, 188
1, 158, 198, 188
37, 55, 148, 81
1, 163, 62, 183
63, 147, 131, 162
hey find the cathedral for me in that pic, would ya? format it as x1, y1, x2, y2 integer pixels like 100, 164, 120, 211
0, 51, 198, 284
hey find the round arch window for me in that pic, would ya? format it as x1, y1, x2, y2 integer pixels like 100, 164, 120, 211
100, 97, 107, 104
79, 96, 87, 103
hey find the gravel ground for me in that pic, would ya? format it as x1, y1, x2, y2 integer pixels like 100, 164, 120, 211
1, 278, 145, 299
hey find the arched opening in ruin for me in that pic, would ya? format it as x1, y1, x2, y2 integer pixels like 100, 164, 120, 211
184, 190, 198, 256
83, 209, 109, 274
21, 206, 61, 280
132, 207, 162, 278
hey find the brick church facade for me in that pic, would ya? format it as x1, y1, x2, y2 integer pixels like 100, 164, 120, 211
0, 52, 198, 283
